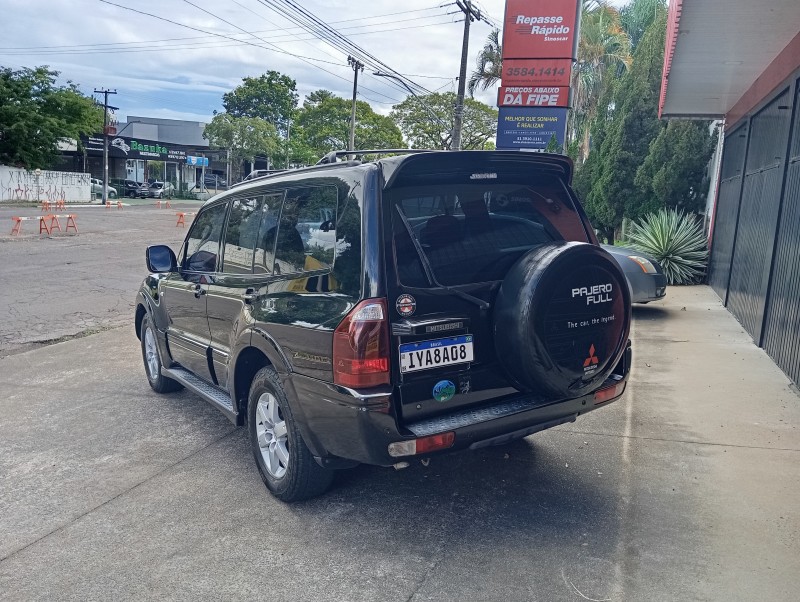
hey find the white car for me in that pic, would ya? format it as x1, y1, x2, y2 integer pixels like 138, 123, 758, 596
90, 178, 117, 198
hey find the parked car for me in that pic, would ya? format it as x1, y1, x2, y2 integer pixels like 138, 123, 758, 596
135, 150, 633, 502
602, 244, 667, 303
90, 178, 117, 199
203, 174, 227, 189
148, 181, 174, 199
122, 179, 149, 198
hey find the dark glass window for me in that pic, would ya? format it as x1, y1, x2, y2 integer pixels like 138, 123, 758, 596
390, 178, 587, 286
273, 186, 338, 275
182, 202, 228, 272
221, 196, 263, 274
253, 193, 283, 274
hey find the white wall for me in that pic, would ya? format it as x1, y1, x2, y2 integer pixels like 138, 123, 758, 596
0, 166, 91, 203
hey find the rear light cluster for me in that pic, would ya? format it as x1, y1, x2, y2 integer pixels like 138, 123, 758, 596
388, 432, 455, 458
333, 298, 391, 388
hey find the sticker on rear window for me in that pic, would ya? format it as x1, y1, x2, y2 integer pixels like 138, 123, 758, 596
396, 294, 416, 317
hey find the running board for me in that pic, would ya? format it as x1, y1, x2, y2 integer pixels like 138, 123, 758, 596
163, 366, 235, 415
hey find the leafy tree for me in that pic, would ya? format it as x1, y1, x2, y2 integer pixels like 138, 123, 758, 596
390, 92, 497, 150
635, 121, 717, 215
222, 71, 299, 131
295, 89, 404, 160
204, 113, 278, 180
0, 66, 103, 168
582, 5, 668, 242
467, 28, 502, 97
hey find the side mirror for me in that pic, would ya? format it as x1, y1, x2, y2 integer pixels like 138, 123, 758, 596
146, 245, 177, 273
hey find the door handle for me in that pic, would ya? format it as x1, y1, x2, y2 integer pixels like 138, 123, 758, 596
194, 284, 207, 298
243, 288, 257, 304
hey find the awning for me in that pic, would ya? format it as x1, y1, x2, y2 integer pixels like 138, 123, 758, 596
659, 0, 800, 121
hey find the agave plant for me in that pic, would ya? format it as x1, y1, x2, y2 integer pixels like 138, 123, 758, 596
626, 208, 708, 284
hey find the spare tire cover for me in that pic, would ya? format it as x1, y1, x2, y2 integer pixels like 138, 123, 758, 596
493, 241, 631, 398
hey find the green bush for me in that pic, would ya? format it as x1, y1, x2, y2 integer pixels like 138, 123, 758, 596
626, 208, 708, 284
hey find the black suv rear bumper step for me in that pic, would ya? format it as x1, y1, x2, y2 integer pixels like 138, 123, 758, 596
407, 395, 552, 437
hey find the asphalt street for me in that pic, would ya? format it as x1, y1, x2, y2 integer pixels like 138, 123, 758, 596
1, 204, 799, 600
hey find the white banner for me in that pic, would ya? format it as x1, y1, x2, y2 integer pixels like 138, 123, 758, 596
0, 166, 91, 203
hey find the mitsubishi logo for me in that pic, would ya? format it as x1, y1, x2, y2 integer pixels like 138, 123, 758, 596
583, 344, 599, 368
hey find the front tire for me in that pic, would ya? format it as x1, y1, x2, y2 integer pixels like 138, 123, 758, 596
248, 366, 334, 502
140, 314, 183, 393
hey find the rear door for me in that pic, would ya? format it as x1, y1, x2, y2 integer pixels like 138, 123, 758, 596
383, 153, 591, 422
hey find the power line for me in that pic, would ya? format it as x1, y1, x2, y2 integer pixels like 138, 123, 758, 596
95, 0, 403, 103
255, 0, 441, 98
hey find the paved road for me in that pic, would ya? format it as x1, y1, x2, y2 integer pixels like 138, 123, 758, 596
0, 202, 201, 356
1, 282, 798, 601
1, 203, 798, 598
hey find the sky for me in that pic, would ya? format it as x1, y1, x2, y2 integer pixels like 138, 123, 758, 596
0, 0, 626, 124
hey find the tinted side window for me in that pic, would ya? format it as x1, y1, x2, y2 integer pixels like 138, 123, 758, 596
221, 196, 263, 274
183, 202, 228, 272
274, 186, 338, 275
253, 192, 283, 275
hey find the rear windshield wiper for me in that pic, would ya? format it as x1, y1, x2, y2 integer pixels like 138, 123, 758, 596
394, 206, 490, 311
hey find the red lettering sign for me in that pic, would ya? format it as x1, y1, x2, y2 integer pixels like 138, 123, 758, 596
502, 0, 580, 60
498, 86, 570, 108
500, 58, 573, 87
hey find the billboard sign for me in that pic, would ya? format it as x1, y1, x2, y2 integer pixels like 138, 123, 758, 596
502, 0, 580, 60
500, 58, 572, 87
496, 107, 568, 150
498, 86, 570, 108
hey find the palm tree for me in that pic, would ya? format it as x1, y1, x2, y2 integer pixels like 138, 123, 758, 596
570, 2, 632, 160
467, 28, 502, 97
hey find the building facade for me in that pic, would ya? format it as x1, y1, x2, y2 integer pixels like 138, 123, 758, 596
660, 1, 800, 385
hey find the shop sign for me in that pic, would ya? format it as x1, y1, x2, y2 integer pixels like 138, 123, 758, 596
82, 135, 189, 161
186, 156, 209, 167
496, 107, 568, 150
501, 0, 581, 60
500, 58, 572, 87
498, 85, 570, 108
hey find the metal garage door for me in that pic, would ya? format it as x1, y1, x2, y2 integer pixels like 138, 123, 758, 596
726, 89, 791, 343
762, 84, 800, 385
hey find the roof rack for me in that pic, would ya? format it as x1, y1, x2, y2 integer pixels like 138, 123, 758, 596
316, 149, 437, 165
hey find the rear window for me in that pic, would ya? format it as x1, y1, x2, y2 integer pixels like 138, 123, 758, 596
389, 176, 588, 286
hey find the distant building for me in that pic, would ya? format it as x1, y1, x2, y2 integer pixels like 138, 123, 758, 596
58, 116, 227, 192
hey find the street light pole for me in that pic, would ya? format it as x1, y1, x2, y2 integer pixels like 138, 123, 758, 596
452, 0, 481, 151
348, 56, 364, 153
94, 88, 118, 206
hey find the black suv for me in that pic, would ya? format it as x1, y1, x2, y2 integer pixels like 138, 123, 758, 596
135, 150, 632, 502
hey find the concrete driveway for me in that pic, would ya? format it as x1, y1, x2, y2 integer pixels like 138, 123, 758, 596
0, 205, 798, 600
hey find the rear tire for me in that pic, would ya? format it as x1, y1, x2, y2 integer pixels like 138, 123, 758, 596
140, 314, 183, 393
248, 366, 334, 502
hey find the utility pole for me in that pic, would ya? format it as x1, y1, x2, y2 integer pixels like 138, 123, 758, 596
94, 88, 118, 205
348, 56, 364, 154
452, 0, 481, 151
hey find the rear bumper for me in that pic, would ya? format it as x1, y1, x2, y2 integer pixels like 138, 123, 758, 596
288, 367, 629, 467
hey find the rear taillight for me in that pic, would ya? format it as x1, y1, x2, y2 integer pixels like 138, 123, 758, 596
388, 432, 456, 458
333, 298, 391, 388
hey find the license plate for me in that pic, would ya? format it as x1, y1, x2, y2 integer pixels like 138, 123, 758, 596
399, 335, 474, 373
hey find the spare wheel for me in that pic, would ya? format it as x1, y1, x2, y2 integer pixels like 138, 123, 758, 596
493, 242, 631, 398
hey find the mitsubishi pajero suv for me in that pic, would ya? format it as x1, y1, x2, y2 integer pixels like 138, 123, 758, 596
135, 150, 632, 501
